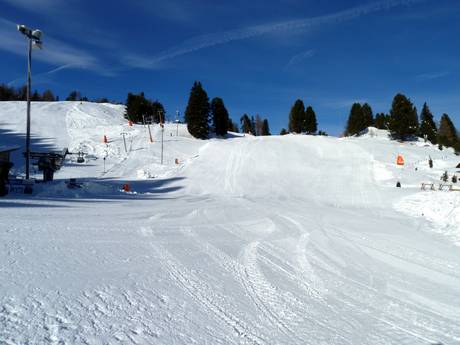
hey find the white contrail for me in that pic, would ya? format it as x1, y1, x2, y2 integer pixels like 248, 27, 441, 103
8, 64, 78, 86
124, 0, 428, 69
286, 50, 316, 68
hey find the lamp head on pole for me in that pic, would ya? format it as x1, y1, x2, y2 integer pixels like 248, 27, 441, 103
17, 24, 43, 48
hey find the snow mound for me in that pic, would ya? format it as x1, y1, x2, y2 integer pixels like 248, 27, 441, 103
396, 191, 460, 246
359, 126, 391, 139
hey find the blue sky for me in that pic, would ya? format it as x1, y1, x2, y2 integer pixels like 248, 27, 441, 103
1, 0, 459, 135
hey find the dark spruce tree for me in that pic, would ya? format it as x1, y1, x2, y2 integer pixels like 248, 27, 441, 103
125, 92, 147, 123
280, 128, 288, 135
345, 103, 363, 136
184, 81, 210, 139
210, 97, 229, 137
345, 103, 374, 136
438, 113, 458, 148
66, 90, 82, 101
288, 99, 305, 133
255, 114, 264, 136
361, 103, 374, 128
388, 94, 419, 140
125, 92, 164, 123
42, 89, 56, 102
227, 118, 239, 133
374, 113, 389, 130
240, 114, 252, 134
250, 116, 256, 136
151, 101, 166, 123
0, 84, 16, 100
262, 119, 271, 136
304, 106, 318, 134
419, 102, 437, 144
31, 90, 41, 101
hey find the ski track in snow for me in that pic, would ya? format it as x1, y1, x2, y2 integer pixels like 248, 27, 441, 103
1, 102, 460, 344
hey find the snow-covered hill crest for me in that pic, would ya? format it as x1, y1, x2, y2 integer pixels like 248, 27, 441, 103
1, 102, 460, 344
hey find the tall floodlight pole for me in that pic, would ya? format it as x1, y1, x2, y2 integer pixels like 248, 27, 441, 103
17, 24, 43, 180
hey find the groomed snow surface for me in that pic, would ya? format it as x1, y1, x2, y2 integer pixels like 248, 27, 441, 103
1, 102, 460, 345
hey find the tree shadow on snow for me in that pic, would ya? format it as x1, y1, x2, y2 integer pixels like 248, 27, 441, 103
0, 176, 186, 208
0, 125, 62, 173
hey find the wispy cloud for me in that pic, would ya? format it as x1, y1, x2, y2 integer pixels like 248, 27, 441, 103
0, 17, 113, 76
0, 0, 71, 13
321, 98, 370, 110
8, 64, 80, 86
286, 49, 316, 68
416, 71, 449, 81
123, 0, 428, 69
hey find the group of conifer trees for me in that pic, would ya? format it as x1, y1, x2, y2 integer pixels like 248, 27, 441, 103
345, 93, 460, 152
124, 92, 165, 124
184, 81, 271, 139
0, 83, 113, 103
240, 114, 271, 136
184, 81, 229, 139
286, 99, 318, 134
0, 83, 58, 101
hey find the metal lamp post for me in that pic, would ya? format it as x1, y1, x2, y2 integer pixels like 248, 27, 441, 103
17, 24, 43, 180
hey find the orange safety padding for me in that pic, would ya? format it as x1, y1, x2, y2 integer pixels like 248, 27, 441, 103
396, 155, 405, 166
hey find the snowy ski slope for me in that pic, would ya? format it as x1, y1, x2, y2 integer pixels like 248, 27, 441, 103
1, 102, 459, 344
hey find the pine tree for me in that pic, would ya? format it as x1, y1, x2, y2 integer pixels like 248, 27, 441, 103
361, 103, 374, 128
17, 85, 27, 101
184, 81, 210, 139
280, 128, 288, 135
0, 84, 16, 100
345, 103, 363, 136
151, 101, 165, 123
250, 116, 256, 136
261, 119, 271, 136
255, 114, 264, 136
240, 114, 252, 134
227, 118, 239, 133
374, 113, 389, 130
345, 103, 374, 136
419, 102, 437, 144
125, 92, 164, 123
288, 99, 305, 133
66, 90, 82, 101
442, 171, 448, 182
210, 97, 229, 137
31, 90, 41, 101
304, 106, 318, 134
388, 93, 419, 140
42, 89, 55, 102
438, 113, 458, 148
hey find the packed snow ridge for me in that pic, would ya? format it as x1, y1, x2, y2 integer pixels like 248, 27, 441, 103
1, 101, 460, 345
